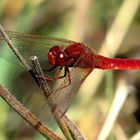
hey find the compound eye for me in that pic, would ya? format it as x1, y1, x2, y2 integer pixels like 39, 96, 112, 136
48, 51, 56, 65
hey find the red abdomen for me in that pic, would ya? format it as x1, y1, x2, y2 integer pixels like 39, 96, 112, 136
95, 55, 140, 70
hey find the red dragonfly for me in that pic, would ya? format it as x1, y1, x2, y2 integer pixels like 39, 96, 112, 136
0, 31, 140, 121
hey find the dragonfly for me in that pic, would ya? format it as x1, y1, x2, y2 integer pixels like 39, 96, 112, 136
0, 31, 140, 122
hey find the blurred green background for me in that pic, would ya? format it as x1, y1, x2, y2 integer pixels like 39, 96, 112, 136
0, 0, 140, 140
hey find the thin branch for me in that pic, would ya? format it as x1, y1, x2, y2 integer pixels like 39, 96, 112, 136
63, 115, 86, 140
31, 56, 72, 139
0, 85, 62, 140
31, 56, 85, 140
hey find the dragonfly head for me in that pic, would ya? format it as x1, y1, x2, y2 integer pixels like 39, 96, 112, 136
48, 46, 65, 66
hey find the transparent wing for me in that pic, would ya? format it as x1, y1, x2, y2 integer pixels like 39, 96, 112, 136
0, 30, 95, 124
0, 30, 75, 70
38, 53, 95, 125
0, 30, 77, 124
48, 52, 95, 117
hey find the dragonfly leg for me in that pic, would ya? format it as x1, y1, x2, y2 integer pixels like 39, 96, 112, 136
59, 67, 71, 88
36, 66, 70, 82
64, 67, 71, 87
46, 65, 57, 72
45, 66, 63, 72
47, 68, 71, 102
53, 67, 71, 91
57, 67, 69, 79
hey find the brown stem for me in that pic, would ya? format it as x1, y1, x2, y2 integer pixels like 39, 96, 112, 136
30, 56, 74, 140
0, 85, 62, 140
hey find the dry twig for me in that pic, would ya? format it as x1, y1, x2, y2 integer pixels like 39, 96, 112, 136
0, 85, 62, 140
